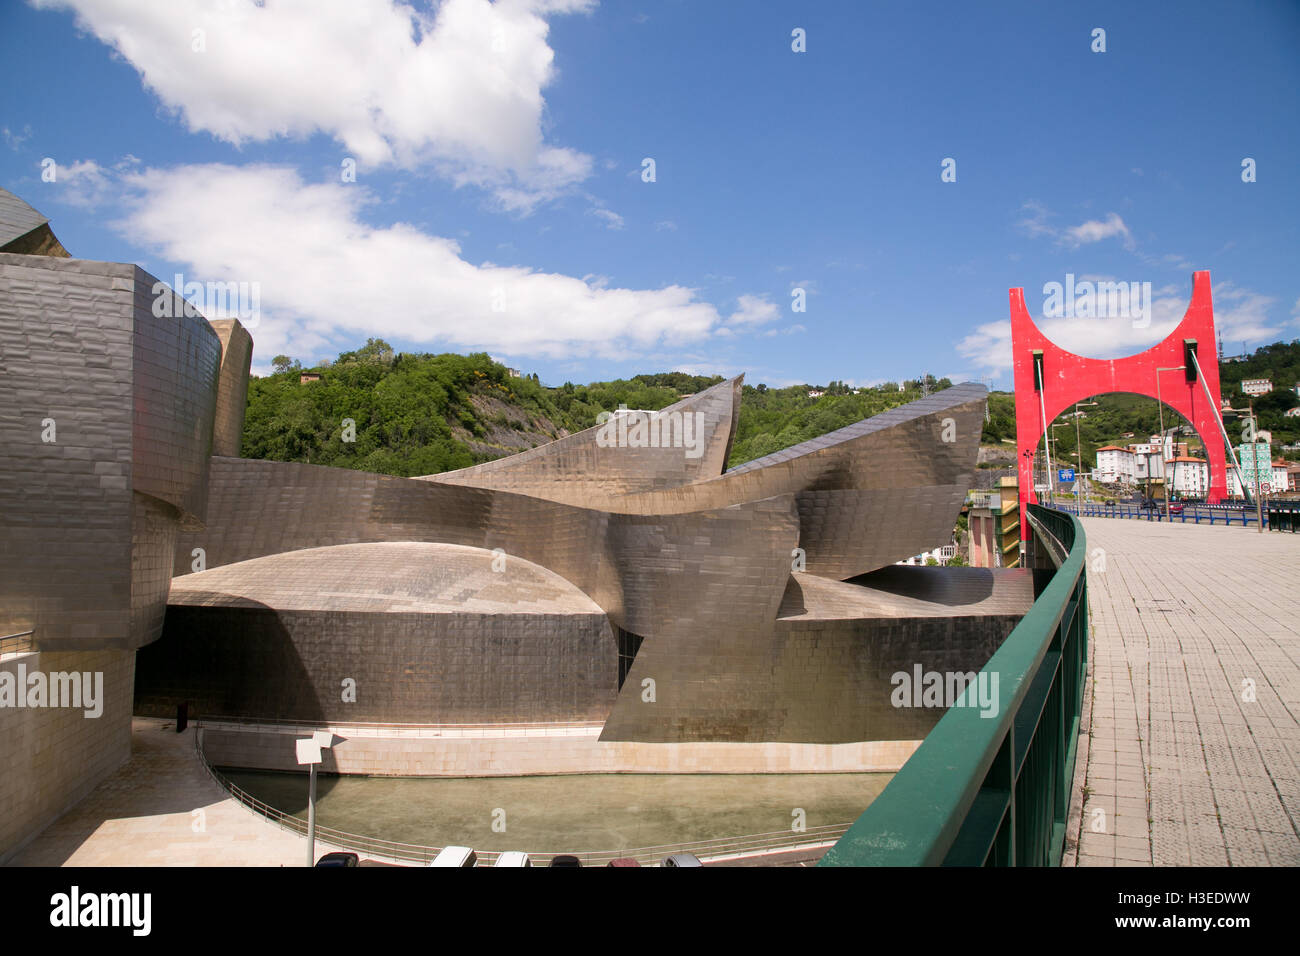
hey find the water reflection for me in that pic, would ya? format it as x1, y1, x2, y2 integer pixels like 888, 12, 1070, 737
221, 770, 892, 853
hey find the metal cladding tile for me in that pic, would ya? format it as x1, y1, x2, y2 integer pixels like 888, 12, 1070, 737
138, 598, 618, 724
0, 255, 222, 651
206, 319, 253, 458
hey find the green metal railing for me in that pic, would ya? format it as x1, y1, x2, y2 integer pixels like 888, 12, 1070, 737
820, 504, 1087, 866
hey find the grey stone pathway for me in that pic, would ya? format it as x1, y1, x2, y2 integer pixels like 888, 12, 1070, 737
1065, 517, 1299, 866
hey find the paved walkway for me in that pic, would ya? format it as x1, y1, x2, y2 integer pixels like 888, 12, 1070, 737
7, 718, 344, 866
1066, 518, 1300, 866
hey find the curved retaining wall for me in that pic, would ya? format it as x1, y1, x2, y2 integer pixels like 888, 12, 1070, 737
197, 720, 921, 777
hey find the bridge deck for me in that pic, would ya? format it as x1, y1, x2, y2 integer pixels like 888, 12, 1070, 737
1066, 517, 1300, 865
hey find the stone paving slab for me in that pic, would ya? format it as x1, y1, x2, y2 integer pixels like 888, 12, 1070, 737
6, 718, 342, 867
1066, 518, 1299, 866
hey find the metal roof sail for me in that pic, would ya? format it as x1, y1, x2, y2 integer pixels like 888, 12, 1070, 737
0, 186, 51, 248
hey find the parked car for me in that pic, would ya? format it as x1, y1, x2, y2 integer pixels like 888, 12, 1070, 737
605, 857, 641, 867
661, 853, 703, 867
548, 854, 582, 868
428, 846, 477, 867
494, 851, 532, 867
314, 851, 358, 867
1168, 503, 1185, 515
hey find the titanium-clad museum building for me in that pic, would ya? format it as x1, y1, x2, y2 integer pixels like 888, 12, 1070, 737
1, 187, 1027, 861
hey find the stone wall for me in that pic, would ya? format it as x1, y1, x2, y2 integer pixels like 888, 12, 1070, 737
197, 721, 920, 777
0, 649, 135, 863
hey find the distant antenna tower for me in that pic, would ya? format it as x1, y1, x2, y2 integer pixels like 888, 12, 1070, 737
1216, 332, 1223, 364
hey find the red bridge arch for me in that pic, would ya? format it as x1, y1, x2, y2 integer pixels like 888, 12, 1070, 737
1011, 270, 1227, 540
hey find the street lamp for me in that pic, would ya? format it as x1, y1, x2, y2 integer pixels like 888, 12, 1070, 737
296, 730, 335, 867
1155, 367, 1185, 522
1049, 421, 1071, 505
1222, 400, 1265, 534
1074, 401, 1098, 502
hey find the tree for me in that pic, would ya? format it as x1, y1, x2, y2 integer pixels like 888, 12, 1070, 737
272, 355, 294, 374
357, 337, 395, 365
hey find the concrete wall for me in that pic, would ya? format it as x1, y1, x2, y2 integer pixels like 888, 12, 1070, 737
197, 722, 920, 777
0, 649, 134, 863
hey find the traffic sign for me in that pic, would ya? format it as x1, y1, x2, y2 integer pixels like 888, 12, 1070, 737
1261, 483, 1271, 494
1058, 468, 1075, 482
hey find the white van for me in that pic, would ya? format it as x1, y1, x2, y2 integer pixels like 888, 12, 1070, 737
428, 846, 477, 867
493, 851, 532, 867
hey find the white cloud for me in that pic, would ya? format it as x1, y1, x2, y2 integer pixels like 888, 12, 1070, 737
46, 156, 140, 208
33, 0, 595, 211
117, 163, 759, 366
956, 279, 1287, 375
726, 294, 780, 327
1016, 202, 1136, 252
3, 125, 33, 151
588, 207, 624, 230
1061, 212, 1134, 250
1015, 200, 1054, 239
1212, 281, 1285, 344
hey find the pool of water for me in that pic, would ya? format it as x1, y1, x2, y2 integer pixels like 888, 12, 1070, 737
220, 769, 892, 853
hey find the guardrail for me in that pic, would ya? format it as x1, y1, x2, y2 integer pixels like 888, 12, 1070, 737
196, 715, 602, 738
0, 630, 35, 657
820, 503, 1087, 866
1048, 502, 1276, 527
192, 725, 850, 866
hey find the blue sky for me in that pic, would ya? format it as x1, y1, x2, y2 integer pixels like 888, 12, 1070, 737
2, 0, 1297, 386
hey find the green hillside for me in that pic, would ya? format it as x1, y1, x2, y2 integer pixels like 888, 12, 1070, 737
241, 341, 950, 477
243, 340, 728, 477
240, 338, 1300, 479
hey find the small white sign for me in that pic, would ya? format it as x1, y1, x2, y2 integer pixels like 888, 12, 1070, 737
295, 738, 322, 765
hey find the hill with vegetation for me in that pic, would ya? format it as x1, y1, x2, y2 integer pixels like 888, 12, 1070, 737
240, 338, 1300, 480
241, 340, 952, 477
243, 340, 730, 476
